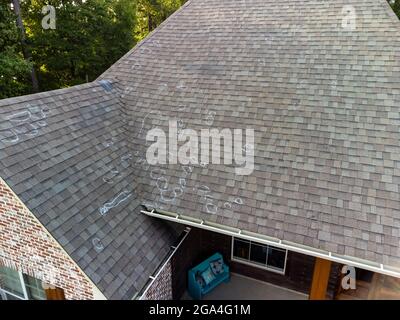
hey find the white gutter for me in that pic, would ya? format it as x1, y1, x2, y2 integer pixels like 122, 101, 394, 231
141, 209, 400, 279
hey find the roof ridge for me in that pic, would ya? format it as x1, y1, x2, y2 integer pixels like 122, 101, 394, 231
0, 81, 99, 107
98, 0, 194, 82
379, 0, 400, 26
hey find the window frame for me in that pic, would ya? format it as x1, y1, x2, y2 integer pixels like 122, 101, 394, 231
231, 237, 288, 275
0, 268, 45, 300
24, 274, 47, 300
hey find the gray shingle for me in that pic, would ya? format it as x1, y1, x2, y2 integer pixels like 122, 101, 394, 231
1, 0, 400, 298
0, 81, 180, 299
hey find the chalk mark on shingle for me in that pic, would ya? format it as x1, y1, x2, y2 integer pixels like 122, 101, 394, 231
99, 190, 132, 216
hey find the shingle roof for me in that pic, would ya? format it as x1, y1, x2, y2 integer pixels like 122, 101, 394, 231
0, 81, 180, 299
1, 0, 400, 297
100, 0, 400, 270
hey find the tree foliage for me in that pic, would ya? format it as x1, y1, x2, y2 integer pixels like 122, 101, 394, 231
135, 0, 186, 41
0, 0, 32, 99
388, 0, 400, 19
0, 0, 185, 95
3, 0, 396, 99
24, 0, 137, 91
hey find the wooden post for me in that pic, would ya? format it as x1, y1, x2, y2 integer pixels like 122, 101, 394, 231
367, 273, 383, 300
309, 257, 332, 300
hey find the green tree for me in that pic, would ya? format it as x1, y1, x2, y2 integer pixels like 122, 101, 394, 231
0, 0, 32, 99
23, 0, 137, 91
388, 0, 400, 19
1, 0, 186, 98
135, 0, 186, 41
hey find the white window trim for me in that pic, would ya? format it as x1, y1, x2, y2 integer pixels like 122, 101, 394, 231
19, 272, 29, 299
231, 236, 288, 275
0, 270, 44, 300
0, 270, 27, 300
0, 287, 26, 300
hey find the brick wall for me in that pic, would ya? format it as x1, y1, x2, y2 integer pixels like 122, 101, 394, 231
142, 259, 173, 300
0, 178, 95, 300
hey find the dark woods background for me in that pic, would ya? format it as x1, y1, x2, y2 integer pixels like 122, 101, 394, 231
0, 0, 187, 99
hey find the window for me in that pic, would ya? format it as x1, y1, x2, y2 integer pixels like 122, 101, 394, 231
232, 239, 250, 260
0, 266, 25, 299
231, 237, 287, 274
24, 274, 47, 300
0, 266, 46, 300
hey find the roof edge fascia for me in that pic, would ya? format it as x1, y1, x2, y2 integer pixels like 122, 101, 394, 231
142, 208, 400, 279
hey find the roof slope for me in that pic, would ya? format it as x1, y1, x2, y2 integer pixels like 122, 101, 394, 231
101, 0, 400, 270
1, 0, 400, 292
0, 81, 179, 299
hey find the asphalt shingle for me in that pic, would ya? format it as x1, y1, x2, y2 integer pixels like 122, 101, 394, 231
0, 82, 180, 299
1, 0, 400, 298
100, 0, 400, 269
